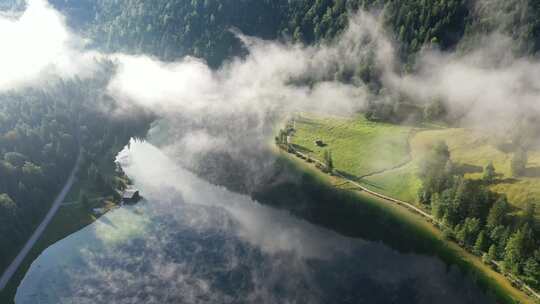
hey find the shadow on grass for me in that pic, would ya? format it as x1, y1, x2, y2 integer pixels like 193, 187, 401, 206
454, 163, 483, 175
335, 170, 385, 190
296, 117, 322, 126
491, 178, 519, 185
291, 144, 313, 154
522, 166, 540, 177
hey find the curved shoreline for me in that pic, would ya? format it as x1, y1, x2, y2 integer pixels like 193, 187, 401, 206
272, 143, 537, 304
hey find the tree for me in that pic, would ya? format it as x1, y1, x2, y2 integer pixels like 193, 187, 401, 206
511, 147, 528, 177
474, 230, 488, 255
323, 149, 334, 174
456, 217, 480, 247
423, 98, 445, 121
523, 257, 540, 286
430, 193, 443, 219
486, 197, 508, 229
79, 192, 91, 210
487, 244, 498, 262
483, 161, 496, 184
504, 228, 527, 274
522, 202, 536, 227
0, 193, 16, 218
482, 252, 490, 264
418, 141, 451, 203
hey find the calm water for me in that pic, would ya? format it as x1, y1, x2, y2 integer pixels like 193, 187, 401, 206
15, 141, 496, 304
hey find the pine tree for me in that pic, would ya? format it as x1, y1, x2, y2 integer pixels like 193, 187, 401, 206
487, 244, 497, 261
483, 161, 496, 183
504, 228, 527, 274
323, 149, 334, 174
486, 197, 507, 229
474, 230, 488, 255
511, 147, 527, 177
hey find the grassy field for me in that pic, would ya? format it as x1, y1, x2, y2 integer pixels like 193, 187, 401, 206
291, 114, 412, 176
273, 144, 535, 304
290, 113, 540, 218
412, 128, 540, 218
291, 113, 420, 203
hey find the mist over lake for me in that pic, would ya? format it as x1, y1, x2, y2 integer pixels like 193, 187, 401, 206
15, 139, 496, 304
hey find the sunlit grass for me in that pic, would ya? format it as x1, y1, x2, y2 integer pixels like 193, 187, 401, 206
291, 114, 540, 219
291, 113, 411, 177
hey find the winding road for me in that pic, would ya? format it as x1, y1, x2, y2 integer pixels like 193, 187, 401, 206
0, 149, 82, 291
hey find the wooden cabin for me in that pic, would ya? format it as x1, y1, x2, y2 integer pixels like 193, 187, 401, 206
122, 188, 141, 204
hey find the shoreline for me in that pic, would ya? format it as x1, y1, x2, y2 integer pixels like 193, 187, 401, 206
272, 143, 537, 304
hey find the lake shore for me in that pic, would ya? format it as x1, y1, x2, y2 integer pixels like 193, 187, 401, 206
271, 143, 536, 304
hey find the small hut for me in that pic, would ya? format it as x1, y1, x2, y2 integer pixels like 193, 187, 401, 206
122, 188, 141, 204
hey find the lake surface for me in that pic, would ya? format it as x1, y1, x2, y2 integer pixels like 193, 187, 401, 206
15, 140, 496, 304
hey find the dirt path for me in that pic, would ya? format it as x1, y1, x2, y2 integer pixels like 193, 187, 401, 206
0, 149, 82, 291
286, 145, 433, 220
358, 129, 417, 179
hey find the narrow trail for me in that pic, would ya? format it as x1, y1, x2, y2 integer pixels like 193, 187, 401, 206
284, 144, 433, 220
357, 128, 418, 180
0, 148, 82, 291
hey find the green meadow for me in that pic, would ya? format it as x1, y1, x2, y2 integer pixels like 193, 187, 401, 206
290, 113, 540, 219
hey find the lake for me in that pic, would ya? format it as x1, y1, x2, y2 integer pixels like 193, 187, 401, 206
15, 140, 497, 304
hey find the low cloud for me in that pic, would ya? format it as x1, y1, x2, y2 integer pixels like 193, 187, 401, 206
0, 0, 98, 91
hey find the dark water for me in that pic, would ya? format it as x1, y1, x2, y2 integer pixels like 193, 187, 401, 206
15, 141, 496, 304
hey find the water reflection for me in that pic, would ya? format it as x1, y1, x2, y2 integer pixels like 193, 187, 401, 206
16, 141, 495, 304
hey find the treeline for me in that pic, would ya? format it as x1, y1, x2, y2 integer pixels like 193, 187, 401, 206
0, 67, 152, 271
418, 141, 540, 290
47, 0, 471, 67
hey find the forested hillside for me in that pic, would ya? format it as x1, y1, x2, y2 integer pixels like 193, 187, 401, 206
0, 67, 152, 271
47, 0, 471, 67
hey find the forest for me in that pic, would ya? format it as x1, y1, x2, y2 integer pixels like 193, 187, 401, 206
48, 0, 471, 68
0, 66, 152, 271
419, 141, 540, 289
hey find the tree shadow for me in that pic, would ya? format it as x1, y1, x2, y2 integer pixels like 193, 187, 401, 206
491, 177, 519, 185
291, 144, 313, 154
335, 169, 385, 190
296, 117, 321, 126
336, 170, 362, 183
494, 142, 515, 153
522, 166, 540, 177
454, 163, 483, 175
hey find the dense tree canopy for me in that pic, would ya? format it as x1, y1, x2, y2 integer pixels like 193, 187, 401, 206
419, 142, 539, 289
0, 68, 152, 271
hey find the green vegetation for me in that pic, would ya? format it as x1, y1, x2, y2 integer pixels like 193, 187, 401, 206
0, 70, 152, 276
291, 114, 411, 176
288, 113, 540, 297
274, 138, 536, 304
47, 0, 472, 68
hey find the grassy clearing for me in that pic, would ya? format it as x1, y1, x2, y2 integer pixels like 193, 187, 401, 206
291, 113, 411, 177
291, 114, 540, 219
291, 113, 419, 203
412, 128, 540, 218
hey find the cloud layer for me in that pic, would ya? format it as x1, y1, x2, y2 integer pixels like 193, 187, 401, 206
0, 0, 99, 91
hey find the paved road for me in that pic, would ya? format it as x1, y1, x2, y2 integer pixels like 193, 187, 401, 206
0, 149, 82, 291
